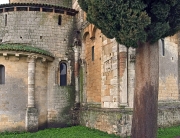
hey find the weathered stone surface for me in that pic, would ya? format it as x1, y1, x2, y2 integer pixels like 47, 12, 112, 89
25, 107, 38, 132
158, 37, 179, 101
80, 107, 133, 137
1, 0, 180, 136
0, 3, 75, 132
80, 103, 180, 137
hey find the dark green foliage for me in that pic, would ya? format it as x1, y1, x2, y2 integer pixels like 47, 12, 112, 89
78, 0, 180, 48
0, 44, 53, 57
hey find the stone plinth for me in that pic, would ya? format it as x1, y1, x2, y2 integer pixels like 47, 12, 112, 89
26, 107, 38, 132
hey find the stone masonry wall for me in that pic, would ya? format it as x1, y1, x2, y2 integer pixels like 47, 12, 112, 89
0, 55, 52, 132
0, 9, 75, 130
80, 107, 133, 137
80, 103, 180, 137
82, 23, 136, 108
0, 11, 74, 58
0, 56, 27, 132
47, 84, 75, 128
34, 59, 48, 129
47, 59, 74, 128
10, 0, 72, 7
158, 37, 179, 101
84, 27, 101, 104
101, 38, 119, 108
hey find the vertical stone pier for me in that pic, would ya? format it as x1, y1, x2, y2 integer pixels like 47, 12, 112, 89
74, 46, 80, 104
25, 55, 38, 132
119, 44, 128, 106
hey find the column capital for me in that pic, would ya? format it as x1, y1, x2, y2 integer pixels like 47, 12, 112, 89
27, 55, 37, 62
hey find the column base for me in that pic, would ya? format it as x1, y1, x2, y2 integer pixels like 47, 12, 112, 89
120, 103, 128, 107
25, 107, 38, 132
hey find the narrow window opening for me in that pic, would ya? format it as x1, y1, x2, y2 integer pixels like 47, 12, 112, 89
16, 7, 28, 11
42, 8, 53, 12
0, 65, 5, 84
60, 63, 67, 86
5, 14, 7, 26
5, 7, 14, 12
161, 38, 165, 56
92, 46, 94, 61
55, 9, 64, 14
58, 15, 62, 25
29, 7, 40, 11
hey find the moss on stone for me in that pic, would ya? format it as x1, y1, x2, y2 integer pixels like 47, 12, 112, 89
60, 86, 75, 125
62, 86, 75, 115
65, 85, 75, 108
0, 43, 54, 57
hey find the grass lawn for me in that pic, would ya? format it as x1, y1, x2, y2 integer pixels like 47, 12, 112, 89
158, 126, 180, 138
0, 126, 120, 138
0, 125, 180, 138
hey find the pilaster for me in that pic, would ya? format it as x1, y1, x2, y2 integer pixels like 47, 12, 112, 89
73, 46, 80, 104
25, 55, 38, 132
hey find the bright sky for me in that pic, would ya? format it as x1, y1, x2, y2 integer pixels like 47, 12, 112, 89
0, 0, 9, 4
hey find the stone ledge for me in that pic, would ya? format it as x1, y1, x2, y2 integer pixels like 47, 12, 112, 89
0, 3, 78, 16
0, 43, 54, 61
80, 104, 133, 113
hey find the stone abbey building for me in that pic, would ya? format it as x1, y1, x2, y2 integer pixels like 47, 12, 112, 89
0, 0, 179, 137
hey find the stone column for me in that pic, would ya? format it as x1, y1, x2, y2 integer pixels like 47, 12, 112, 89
127, 48, 136, 108
26, 55, 38, 132
73, 46, 80, 104
80, 42, 87, 104
119, 44, 128, 106
28, 57, 35, 107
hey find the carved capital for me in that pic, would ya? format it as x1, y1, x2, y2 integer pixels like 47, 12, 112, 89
27, 55, 37, 62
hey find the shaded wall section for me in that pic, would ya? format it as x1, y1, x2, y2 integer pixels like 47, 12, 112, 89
0, 56, 28, 132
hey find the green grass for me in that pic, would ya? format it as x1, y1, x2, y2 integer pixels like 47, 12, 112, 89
158, 126, 180, 138
0, 126, 120, 138
1, 125, 180, 138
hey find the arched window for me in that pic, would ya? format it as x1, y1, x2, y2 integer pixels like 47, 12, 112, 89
0, 65, 5, 84
60, 62, 67, 86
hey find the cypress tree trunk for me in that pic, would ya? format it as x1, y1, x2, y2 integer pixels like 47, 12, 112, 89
131, 42, 159, 138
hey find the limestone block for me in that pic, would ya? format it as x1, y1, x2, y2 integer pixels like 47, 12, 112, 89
103, 102, 110, 108
109, 102, 118, 108
102, 96, 113, 102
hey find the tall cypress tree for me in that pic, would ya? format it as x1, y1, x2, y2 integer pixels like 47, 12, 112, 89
78, 0, 180, 138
